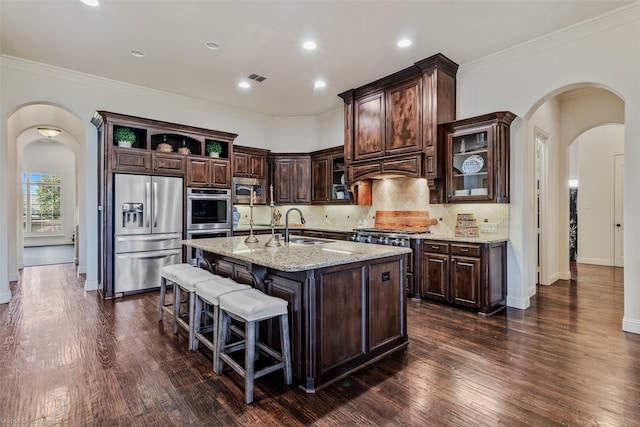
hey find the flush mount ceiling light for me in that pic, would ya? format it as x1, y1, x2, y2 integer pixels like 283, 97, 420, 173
205, 41, 221, 50
238, 81, 251, 89
37, 127, 61, 138
314, 80, 326, 89
397, 38, 412, 48
303, 41, 317, 50
81, 0, 99, 6
130, 50, 145, 57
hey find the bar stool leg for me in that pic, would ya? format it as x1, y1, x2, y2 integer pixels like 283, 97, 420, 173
245, 320, 257, 404
280, 315, 293, 385
214, 310, 228, 375
174, 284, 181, 335
193, 295, 202, 351
188, 291, 196, 351
159, 277, 167, 321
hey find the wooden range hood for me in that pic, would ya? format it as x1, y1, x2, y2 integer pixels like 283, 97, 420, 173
338, 53, 458, 204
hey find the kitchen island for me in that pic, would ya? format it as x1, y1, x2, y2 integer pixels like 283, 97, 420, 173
184, 236, 412, 392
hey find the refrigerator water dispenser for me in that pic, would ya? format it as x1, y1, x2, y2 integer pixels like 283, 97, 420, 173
122, 202, 144, 228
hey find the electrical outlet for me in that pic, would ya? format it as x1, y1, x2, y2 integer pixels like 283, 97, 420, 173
480, 222, 498, 233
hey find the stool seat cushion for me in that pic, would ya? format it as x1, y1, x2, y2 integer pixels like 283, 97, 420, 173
160, 263, 194, 281
174, 269, 219, 292
219, 289, 288, 322
196, 278, 251, 305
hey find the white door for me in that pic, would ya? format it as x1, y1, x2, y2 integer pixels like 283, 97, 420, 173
614, 154, 624, 267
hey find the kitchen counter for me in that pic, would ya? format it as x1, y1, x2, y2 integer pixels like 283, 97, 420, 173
412, 233, 509, 244
184, 236, 411, 272
184, 236, 410, 392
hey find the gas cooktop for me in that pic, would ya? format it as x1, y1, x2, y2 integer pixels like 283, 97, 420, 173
354, 228, 426, 235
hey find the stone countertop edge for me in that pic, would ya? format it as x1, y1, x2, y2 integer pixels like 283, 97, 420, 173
183, 236, 412, 272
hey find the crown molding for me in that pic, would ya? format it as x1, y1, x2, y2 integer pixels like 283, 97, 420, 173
0, 54, 273, 121
458, 3, 640, 76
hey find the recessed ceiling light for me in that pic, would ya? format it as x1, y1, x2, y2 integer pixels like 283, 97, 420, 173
397, 39, 412, 48
303, 41, 317, 50
81, 0, 99, 6
238, 81, 251, 89
130, 50, 145, 57
314, 80, 326, 89
205, 41, 221, 50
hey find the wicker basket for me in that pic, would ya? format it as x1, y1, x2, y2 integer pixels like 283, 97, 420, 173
157, 143, 172, 153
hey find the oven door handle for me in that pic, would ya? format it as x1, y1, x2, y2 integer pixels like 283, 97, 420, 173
187, 195, 229, 200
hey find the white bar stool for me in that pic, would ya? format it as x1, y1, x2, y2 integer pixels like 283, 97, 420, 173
172, 268, 221, 351
159, 263, 193, 321
215, 289, 292, 404
193, 277, 251, 359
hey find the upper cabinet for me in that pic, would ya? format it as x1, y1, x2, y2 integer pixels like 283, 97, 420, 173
233, 145, 269, 180
92, 111, 237, 188
339, 53, 458, 203
270, 154, 311, 204
440, 112, 516, 203
311, 146, 351, 204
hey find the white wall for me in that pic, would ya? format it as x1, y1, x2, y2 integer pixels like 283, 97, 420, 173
529, 97, 561, 286
456, 4, 640, 332
22, 141, 76, 246
575, 125, 624, 266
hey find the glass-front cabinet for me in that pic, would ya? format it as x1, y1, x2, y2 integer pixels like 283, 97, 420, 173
442, 112, 516, 203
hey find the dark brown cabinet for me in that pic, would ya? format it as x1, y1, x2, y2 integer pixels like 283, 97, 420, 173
186, 157, 230, 188
233, 145, 269, 179
421, 239, 506, 315
339, 53, 458, 203
441, 111, 516, 203
311, 146, 350, 204
270, 154, 311, 204
91, 111, 237, 298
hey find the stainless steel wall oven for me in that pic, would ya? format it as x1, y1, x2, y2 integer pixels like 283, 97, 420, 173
186, 188, 232, 230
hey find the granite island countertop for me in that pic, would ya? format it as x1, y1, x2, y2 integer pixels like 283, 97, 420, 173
183, 236, 411, 272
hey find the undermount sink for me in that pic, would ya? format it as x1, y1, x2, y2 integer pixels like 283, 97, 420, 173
288, 237, 328, 245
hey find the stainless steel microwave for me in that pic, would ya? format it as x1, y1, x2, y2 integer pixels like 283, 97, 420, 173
233, 177, 267, 205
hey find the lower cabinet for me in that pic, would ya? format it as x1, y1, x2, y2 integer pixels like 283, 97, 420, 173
422, 240, 506, 315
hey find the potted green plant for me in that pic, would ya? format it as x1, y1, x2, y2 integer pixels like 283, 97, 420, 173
206, 141, 222, 158
114, 127, 136, 148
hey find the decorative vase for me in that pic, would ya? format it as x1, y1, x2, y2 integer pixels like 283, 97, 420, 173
232, 207, 241, 228
209, 152, 220, 158
118, 140, 133, 148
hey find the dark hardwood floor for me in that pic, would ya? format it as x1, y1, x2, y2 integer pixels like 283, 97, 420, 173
1, 263, 638, 426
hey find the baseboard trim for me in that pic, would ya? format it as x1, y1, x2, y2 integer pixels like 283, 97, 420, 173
558, 271, 571, 280
622, 317, 640, 335
0, 291, 11, 304
577, 257, 610, 266
9, 272, 19, 282
507, 295, 530, 310
77, 265, 86, 275
84, 279, 99, 292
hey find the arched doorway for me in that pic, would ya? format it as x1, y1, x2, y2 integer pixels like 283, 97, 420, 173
6, 103, 94, 290
525, 86, 624, 293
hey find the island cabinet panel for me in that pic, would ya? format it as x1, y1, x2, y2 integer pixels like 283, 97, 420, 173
265, 274, 304, 379
368, 259, 403, 351
318, 266, 366, 371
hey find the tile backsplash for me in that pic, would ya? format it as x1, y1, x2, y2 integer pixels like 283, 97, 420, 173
235, 177, 509, 237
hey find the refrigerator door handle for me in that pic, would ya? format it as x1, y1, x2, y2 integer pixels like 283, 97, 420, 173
116, 234, 181, 242
153, 181, 158, 228
145, 181, 151, 228
116, 249, 182, 260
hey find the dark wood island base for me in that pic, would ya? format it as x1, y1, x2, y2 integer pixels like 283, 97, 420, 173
195, 245, 409, 393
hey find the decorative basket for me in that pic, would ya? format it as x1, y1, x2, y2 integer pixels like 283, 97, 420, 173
178, 147, 191, 155
455, 213, 480, 237
461, 155, 484, 174
157, 143, 172, 153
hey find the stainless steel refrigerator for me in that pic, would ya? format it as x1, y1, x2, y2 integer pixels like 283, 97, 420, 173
114, 174, 183, 294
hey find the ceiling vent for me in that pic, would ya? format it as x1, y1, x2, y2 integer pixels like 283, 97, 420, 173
248, 73, 267, 82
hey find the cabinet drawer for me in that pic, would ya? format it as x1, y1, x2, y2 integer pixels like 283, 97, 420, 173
423, 242, 449, 254
450, 244, 481, 257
